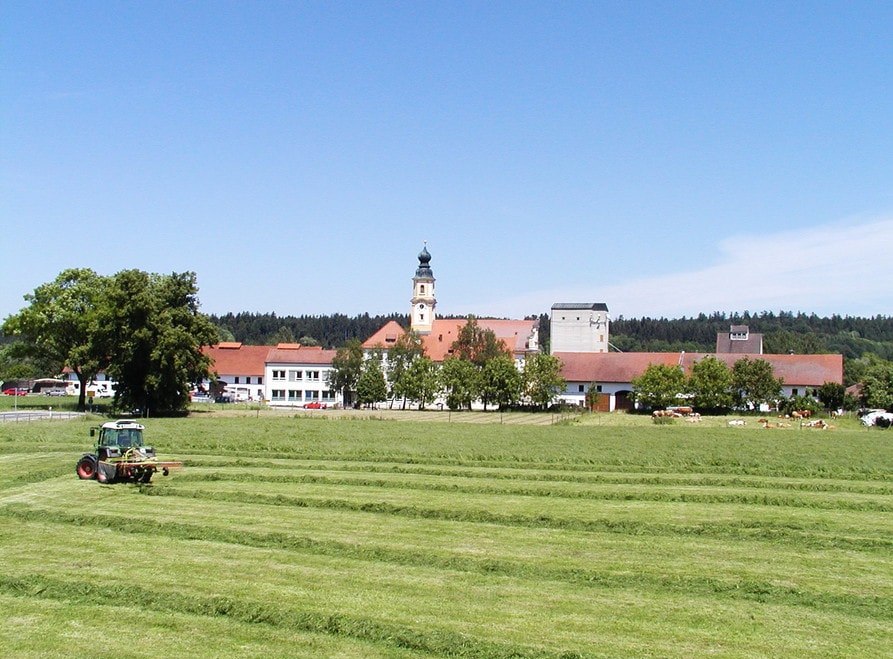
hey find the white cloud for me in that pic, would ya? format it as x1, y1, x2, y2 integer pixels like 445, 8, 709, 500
479, 215, 893, 319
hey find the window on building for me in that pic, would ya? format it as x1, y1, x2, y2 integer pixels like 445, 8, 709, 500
271, 390, 285, 401
288, 370, 301, 381
578, 385, 585, 393
307, 371, 320, 381
234, 377, 240, 384
322, 390, 335, 401
792, 388, 799, 396
272, 370, 285, 381
288, 390, 302, 401
305, 390, 319, 400
258, 377, 262, 385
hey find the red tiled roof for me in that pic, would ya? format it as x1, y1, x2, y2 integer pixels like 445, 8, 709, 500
555, 352, 843, 387
364, 318, 538, 362
265, 345, 337, 365
203, 344, 269, 377
362, 321, 406, 349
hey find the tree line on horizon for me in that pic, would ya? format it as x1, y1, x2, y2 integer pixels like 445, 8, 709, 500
211, 310, 893, 361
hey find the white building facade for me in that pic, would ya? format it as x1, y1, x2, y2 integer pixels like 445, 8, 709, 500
550, 303, 609, 353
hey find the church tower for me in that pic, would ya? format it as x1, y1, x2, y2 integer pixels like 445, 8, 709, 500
410, 243, 436, 334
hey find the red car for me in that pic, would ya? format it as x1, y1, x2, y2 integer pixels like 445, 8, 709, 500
304, 401, 327, 409
3, 387, 29, 396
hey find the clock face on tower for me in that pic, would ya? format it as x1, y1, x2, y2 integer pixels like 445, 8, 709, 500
418, 303, 426, 310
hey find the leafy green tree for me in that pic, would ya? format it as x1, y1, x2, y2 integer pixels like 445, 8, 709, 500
861, 359, 893, 409
816, 382, 846, 412
687, 356, 734, 411
439, 357, 480, 410
387, 331, 425, 409
268, 326, 296, 345
481, 354, 523, 410
523, 353, 565, 410
356, 355, 388, 408
215, 325, 236, 342
328, 339, 364, 408
0, 341, 54, 382
731, 357, 783, 410
2, 268, 109, 411
404, 356, 439, 410
631, 363, 686, 410
99, 270, 216, 415
450, 316, 510, 367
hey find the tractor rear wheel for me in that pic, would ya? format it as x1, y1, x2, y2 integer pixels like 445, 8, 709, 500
76, 455, 98, 480
140, 470, 153, 483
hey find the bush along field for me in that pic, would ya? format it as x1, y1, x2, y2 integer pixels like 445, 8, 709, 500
0, 416, 891, 658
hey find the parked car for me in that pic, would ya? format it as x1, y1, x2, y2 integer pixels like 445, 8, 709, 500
3, 387, 29, 396
861, 409, 893, 428
304, 401, 327, 409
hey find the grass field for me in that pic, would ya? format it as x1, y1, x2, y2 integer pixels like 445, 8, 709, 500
1, 412, 891, 657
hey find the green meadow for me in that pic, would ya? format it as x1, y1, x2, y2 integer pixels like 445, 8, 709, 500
1, 413, 890, 657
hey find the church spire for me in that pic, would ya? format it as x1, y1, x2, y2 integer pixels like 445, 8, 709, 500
410, 242, 436, 334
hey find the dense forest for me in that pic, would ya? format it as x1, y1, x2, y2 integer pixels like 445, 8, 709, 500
210, 310, 893, 362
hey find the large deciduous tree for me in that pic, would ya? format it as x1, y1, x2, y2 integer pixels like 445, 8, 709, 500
99, 270, 216, 415
860, 359, 893, 410
404, 356, 439, 410
356, 353, 388, 408
481, 354, 523, 410
523, 353, 565, 410
687, 356, 734, 411
387, 331, 425, 409
450, 316, 510, 367
2, 268, 109, 411
731, 357, 783, 410
631, 363, 686, 410
328, 339, 364, 408
439, 357, 480, 410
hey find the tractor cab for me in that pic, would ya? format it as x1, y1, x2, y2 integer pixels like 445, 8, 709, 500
91, 420, 154, 460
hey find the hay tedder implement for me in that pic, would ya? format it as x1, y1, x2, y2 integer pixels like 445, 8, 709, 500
76, 420, 181, 484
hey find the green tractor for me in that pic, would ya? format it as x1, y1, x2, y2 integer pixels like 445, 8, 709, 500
76, 420, 181, 484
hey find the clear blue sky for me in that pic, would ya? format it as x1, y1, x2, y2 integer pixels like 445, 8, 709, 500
3, 1, 892, 322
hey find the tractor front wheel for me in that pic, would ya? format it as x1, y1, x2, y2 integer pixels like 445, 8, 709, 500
76, 455, 98, 480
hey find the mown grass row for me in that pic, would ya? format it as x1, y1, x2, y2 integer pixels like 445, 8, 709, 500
181, 457, 893, 493
2, 503, 888, 622
134, 485, 892, 553
0, 573, 563, 659
171, 470, 893, 511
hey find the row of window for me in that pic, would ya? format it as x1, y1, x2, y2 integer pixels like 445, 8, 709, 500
232, 376, 262, 385
270, 390, 336, 402
271, 370, 322, 381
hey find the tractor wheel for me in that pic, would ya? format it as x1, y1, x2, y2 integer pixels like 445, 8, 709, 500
140, 470, 153, 484
76, 455, 98, 480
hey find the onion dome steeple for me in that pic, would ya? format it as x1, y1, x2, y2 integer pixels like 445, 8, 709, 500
416, 244, 433, 278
